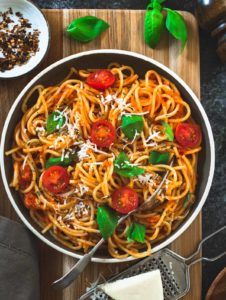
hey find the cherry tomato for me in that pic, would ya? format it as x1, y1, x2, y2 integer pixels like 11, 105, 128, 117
175, 123, 202, 148
112, 187, 139, 214
87, 70, 115, 90
42, 166, 70, 194
91, 120, 116, 148
19, 165, 32, 189
24, 192, 38, 210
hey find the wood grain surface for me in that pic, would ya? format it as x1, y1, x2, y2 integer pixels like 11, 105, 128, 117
0, 9, 201, 300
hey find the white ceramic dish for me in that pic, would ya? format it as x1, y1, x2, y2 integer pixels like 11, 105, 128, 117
0, 49, 215, 263
0, 0, 50, 79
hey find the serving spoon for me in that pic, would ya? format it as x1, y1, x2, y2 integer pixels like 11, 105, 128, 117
52, 158, 175, 289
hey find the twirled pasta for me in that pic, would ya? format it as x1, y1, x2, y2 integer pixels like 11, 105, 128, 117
6, 64, 201, 258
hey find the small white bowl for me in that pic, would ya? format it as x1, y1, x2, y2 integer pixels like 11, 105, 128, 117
0, 0, 50, 79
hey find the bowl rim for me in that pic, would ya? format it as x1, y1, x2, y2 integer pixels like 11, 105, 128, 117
0, 49, 215, 263
0, 0, 51, 80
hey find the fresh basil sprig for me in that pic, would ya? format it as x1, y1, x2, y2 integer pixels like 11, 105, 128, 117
144, 0, 187, 50
97, 206, 118, 240
126, 222, 146, 243
46, 112, 65, 133
149, 151, 170, 165
67, 16, 110, 43
114, 152, 145, 178
121, 115, 144, 141
162, 121, 174, 142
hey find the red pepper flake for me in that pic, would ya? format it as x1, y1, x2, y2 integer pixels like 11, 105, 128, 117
0, 8, 40, 72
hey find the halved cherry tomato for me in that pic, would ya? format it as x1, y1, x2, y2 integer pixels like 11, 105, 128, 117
19, 165, 32, 189
112, 187, 139, 214
42, 166, 70, 194
175, 123, 202, 148
91, 120, 116, 148
87, 70, 115, 90
24, 192, 38, 210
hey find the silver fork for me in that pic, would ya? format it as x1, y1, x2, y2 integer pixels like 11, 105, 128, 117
52, 158, 175, 289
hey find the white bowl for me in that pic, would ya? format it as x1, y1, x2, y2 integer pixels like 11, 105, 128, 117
0, 50, 215, 263
0, 0, 50, 79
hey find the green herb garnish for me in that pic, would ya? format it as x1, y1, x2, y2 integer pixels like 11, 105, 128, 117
144, 1, 165, 48
162, 121, 174, 142
67, 16, 110, 43
144, 0, 187, 50
126, 222, 146, 243
46, 112, 65, 133
121, 115, 144, 141
114, 152, 145, 178
149, 151, 170, 165
45, 156, 73, 169
97, 206, 118, 240
164, 8, 188, 49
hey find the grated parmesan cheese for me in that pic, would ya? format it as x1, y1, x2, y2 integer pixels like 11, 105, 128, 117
60, 109, 81, 139
145, 131, 160, 144
77, 140, 92, 161
63, 211, 75, 221
74, 201, 89, 217
100, 94, 130, 113
137, 173, 156, 187
77, 139, 111, 161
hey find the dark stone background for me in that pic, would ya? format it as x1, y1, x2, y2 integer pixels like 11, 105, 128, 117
34, 1, 226, 298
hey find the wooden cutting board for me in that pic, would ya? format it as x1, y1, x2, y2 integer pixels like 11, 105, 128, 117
0, 9, 201, 300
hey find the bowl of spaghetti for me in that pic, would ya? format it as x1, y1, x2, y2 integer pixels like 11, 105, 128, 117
0, 50, 215, 262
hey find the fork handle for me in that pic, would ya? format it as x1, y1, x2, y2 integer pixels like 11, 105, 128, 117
52, 238, 105, 289
188, 251, 226, 268
185, 226, 226, 263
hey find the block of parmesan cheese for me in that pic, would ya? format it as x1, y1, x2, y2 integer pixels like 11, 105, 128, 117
100, 269, 164, 300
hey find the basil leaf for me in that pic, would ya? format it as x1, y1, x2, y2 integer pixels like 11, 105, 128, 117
148, 0, 166, 10
46, 156, 73, 169
149, 151, 170, 165
126, 223, 146, 243
162, 121, 174, 141
66, 16, 110, 43
121, 115, 144, 141
125, 225, 134, 242
97, 206, 118, 240
46, 112, 65, 133
114, 152, 145, 178
144, 6, 165, 49
152, 0, 166, 3
164, 8, 188, 49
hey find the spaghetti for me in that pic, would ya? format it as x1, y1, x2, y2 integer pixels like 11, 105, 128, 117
6, 64, 202, 259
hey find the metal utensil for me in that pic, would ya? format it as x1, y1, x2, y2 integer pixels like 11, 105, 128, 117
52, 159, 175, 289
80, 225, 226, 300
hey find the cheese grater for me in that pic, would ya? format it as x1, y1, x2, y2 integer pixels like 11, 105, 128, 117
80, 226, 226, 300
